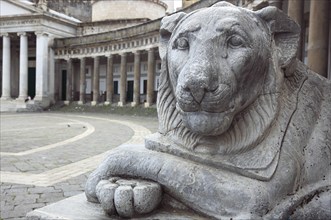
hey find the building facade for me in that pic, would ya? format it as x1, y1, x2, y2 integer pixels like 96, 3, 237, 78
0, 0, 330, 111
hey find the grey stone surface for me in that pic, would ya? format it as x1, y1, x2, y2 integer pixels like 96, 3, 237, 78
95, 178, 162, 217
26, 193, 205, 220
85, 2, 331, 219
0, 112, 158, 220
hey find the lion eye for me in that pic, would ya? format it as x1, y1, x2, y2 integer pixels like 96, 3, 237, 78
176, 37, 189, 50
228, 36, 244, 48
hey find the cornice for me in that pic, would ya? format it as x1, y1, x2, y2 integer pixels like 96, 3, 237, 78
92, 0, 168, 10
54, 18, 161, 48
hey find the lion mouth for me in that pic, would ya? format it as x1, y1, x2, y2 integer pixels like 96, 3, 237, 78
176, 104, 236, 136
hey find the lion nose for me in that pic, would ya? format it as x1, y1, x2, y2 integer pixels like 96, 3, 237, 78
183, 80, 208, 103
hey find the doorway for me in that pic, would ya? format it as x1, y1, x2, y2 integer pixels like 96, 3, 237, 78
61, 70, 67, 100
28, 68, 36, 99
127, 80, 134, 102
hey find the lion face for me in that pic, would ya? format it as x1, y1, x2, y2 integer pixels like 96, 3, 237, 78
157, 2, 300, 155
166, 7, 270, 136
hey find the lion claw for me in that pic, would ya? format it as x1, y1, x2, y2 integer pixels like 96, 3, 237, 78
96, 178, 162, 217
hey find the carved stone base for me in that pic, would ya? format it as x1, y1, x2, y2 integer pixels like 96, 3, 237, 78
26, 193, 205, 220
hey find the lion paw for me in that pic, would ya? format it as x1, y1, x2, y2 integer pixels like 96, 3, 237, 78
95, 177, 162, 217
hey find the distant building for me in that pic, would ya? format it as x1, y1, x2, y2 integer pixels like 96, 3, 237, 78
182, 0, 200, 8
0, 0, 330, 111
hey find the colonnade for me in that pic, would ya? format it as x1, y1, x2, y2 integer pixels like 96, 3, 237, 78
1, 32, 51, 104
282, 0, 330, 78
62, 47, 157, 107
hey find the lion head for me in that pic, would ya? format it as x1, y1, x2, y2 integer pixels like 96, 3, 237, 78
151, 2, 300, 159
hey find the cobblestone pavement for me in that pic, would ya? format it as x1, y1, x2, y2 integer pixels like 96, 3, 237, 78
0, 112, 158, 219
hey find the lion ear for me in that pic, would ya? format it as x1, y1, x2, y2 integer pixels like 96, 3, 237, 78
255, 6, 300, 68
159, 12, 187, 60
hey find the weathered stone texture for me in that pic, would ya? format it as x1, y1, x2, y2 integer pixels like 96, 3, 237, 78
85, 2, 331, 219
47, 0, 92, 22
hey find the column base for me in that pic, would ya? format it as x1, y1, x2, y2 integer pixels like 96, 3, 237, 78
104, 101, 111, 106
16, 96, 28, 102
64, 101, 71, 105
144, 102, 152, 108
33, 96, 51, 109
91, 101, 98, 106
77, 101, 85, 105
118, 102, 125, 107
1, 96, 13, 101
131, 102, 139, 107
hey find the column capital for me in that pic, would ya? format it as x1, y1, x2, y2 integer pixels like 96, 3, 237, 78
119, 52, 127, 57
35, 31, 49, 37
0, 33, 9, 37
148, 47, 155, 52
133, 50, 141, 55
65, 57, 73, 62
17, 32, 27, 37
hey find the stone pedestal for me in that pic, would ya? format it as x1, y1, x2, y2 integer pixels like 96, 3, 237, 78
26, 193, 202, 220
144, 102, 152, 108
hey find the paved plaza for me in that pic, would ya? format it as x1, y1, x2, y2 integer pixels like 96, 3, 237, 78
0, 112, 158, 219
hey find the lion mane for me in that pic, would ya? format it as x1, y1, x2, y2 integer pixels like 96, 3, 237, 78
145, 2, 303, 179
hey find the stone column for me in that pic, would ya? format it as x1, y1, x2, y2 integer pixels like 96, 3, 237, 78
307, 0, 329, 77
78, 57, 86, 105
92, 56, 100, 106
16, 32, 28, 101
105, 55, 113, 105
287, 0, 304, 60
132, 51, 141, 107
54, 59, 60, 101
49, 47, 55, 104
35, 32, 49, 105
1, 33, 11, 100
118, 53, 127, 106
145, 48, 155, 107
65, 58, 73, 104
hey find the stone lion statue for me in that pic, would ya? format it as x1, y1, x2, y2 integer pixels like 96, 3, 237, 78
86, 2, 330, 219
